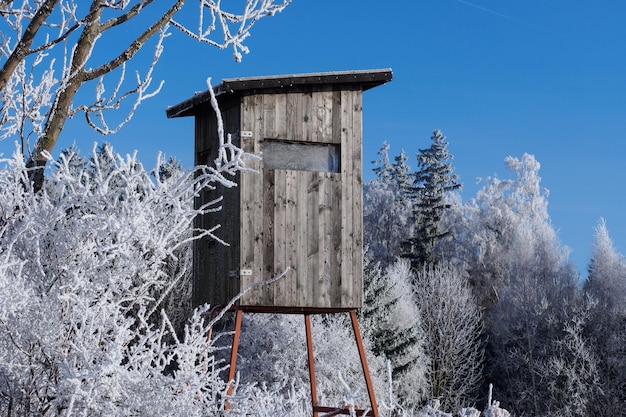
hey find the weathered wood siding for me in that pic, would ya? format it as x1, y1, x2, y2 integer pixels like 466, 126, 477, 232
238, 87, 363, 308
192, 98, 242, 307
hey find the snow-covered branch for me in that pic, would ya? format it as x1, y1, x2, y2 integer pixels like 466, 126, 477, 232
0, 0, 291, 189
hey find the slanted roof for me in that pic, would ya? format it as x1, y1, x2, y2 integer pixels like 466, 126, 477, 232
165, 68, 392, 118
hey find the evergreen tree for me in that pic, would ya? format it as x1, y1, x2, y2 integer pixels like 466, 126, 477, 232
391, 149, 413, 202
402, 130, 461, 270
372, 141, 393, 185
360, 258, 416, 377
359, 256, 428, 406
157, 156, 185, 182
583, 219, 626, 415
364, 144, 413, 265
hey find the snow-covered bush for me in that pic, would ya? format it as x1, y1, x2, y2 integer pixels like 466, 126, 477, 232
0, 141, 276, 416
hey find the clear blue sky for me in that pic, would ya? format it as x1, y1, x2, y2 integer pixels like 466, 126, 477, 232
3, 0, 626, 277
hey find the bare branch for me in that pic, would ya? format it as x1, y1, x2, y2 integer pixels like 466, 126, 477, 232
73, 26, 168, 135
85, 0, 184, 81
0, 0, 291, 191
99, 0, 156, 31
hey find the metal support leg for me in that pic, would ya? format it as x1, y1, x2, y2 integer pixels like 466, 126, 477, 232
305, 314, 319, 417
350, 310, 379, 417
225, 308, 243, 410
205, 305, 224, 342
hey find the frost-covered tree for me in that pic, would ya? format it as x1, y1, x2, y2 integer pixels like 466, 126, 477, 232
402, 130, 460, 270
585, 219, 626, 311
413, 263, 484, 412
487, 262, 580, 416
360, 257, 429, 407
0, 0, 290, 189
364, 143, 413, 265
391, 148, 413, 198
540, 297, 601, 417
372, 141, 393, 184
451, 153, 574, 312
451, 154, 581, 415
584, 219, 626, 415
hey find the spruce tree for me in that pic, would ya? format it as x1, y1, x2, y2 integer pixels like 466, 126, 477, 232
391, 149, 413, 203
359, 257, 422, 380
402, 130, 461, 270
364, 143, 414, 265
372, 141, 393, 185
583, 219, 626, 415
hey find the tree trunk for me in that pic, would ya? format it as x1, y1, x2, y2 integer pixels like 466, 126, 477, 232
25, 3, 103, 191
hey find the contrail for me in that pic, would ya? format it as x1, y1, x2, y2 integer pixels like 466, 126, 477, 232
454, 0, 534, 26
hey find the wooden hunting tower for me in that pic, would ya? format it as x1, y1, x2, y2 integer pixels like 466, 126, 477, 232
167, 69, 392, 417
166, 69, 392, 311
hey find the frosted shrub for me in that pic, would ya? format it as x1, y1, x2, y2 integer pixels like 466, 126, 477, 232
0, 142, 269, 416
483, 401, 510, 417
415, 399, 452, 417
458, 407, 480, 417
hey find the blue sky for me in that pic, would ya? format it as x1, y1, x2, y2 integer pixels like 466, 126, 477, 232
3, 0, 626, 276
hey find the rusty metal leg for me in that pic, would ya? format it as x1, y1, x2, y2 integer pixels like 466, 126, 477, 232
350, 310, 379, 417
205, 305, 224, 342
225, 308, 243, 410
305, 314, 319, 417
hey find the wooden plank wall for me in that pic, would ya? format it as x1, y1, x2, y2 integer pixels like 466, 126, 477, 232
192, 100, 242, 307
239, 87, 363, 309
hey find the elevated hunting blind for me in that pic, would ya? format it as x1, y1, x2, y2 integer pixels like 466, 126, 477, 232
167, 69, 392, 417
166, 69, 392, 311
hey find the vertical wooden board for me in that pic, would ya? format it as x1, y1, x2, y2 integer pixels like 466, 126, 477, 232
317, 173, 332, 308
301, 92, 313, 142
240, 94, 265, 306
286, 93, 303, 142
239, 97, 254, 299
310, 91, 322, 143
242, 96, 266, 305
340, 89, 355, 308
295, 171, 310, 306
306, 173, 320, 307
226, 104, 243, 304
262, 94, 277, 139
275, 93, 288, 139
330, 173, 343, 307
194, 105, 238, 307
261, 169, 275, 305
223, 180, 241, 303
273, 170, 288, 305
351, 91, 364, 307
315, 88, 334, 143
253, 95, 266, 303
194, 104, 218, 165
285, 169, 299, 306
331, 90, 342, 145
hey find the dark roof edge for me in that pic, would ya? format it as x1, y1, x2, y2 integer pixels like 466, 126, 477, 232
166, 68, 392, 118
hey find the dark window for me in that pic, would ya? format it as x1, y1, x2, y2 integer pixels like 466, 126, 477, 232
263, 140, 340, 173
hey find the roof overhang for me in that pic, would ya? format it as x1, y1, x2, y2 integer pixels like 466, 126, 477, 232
166, 68, 392, 118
